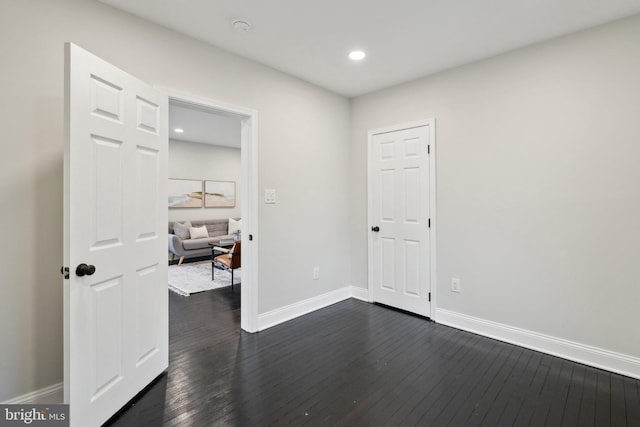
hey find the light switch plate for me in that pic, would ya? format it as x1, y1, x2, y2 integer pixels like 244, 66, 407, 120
265, 189, 276, 204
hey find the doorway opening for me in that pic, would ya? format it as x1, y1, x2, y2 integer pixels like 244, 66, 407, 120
163, 88, 259, 333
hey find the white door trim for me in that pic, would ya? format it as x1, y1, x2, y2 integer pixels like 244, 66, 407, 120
157, 87, 260, 333
367, 119, 437, 318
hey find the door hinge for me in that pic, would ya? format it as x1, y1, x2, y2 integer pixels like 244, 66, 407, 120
428, 218, 431, 228
428, 292, 431, 302
427, 144, 430, 154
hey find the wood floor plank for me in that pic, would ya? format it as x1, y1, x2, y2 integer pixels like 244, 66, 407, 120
561, 362, 586, 426
474, 346, 528, 427
412, 335, 502, 426
317, 319, 434, 423
510, 351, 547, 426
544, 360, 575, 425
528, 354, 565, 426
448, 340, 515, 426
594, 369, 612, 426
383, 331, 484, 426
106, 289, 640, 427
333, 323, 460, 426
295, 316, 428, 425
576, 366, 598, 427
610, 374, 627, 427
495, 349, 542, 426
248, 304, 406, 424
624, 376, 640, 426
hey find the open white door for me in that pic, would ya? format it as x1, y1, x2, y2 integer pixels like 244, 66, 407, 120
369, 122, 434, 317
64, 43, 168, 426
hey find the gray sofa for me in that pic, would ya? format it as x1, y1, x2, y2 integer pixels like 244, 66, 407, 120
168, 218, 239, 265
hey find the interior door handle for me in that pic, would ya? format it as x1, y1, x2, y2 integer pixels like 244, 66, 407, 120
76, 263, 96, 277
371, 226, 380, 232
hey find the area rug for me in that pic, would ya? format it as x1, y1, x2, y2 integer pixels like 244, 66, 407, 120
168, 261, 240, 296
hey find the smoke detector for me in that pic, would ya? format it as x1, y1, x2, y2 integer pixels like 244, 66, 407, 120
232, 19, 252, 32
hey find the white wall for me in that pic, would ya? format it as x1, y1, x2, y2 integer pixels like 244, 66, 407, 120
350, 15, 640, 367
168, 139, 241, 222
0, 0, 350, 402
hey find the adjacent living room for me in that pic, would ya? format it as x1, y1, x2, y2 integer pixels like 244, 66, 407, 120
166, 100, 243, 296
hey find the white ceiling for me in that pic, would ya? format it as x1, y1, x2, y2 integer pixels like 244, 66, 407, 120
169, 102, 241, 148
100, 0, 640, 98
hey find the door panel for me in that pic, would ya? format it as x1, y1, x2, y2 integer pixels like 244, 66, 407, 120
92, 277, 123, 399
64, 43, 168, 426
404, 167, 420, 222
370, 125, 431, 317
404, 239, 420, 296
381, 237, 396, 290
91, 135, 124, 247
135, 265, 161, 365
380, 169, 395, 220
135, 146, 160, 240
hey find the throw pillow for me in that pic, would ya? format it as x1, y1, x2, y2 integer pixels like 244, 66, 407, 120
228, 218, 241, 235
173, 221, 192, 239
189, 225, 209, 239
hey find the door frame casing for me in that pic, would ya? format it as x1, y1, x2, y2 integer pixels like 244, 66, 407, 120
158, 87, 259, 333
367, 119, 437, 319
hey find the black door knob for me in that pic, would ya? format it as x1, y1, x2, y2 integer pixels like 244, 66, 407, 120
371, 226, 380, 232
76, 263, 96, 277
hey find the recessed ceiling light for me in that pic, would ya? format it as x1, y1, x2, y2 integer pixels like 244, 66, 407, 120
349, 50, 366, 61
174, 128, 184, 133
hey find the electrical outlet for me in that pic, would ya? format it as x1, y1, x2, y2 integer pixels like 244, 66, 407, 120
313, 267, 320, 280
451, 278, 461, 293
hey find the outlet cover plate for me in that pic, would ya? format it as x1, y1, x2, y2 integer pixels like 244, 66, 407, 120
265, 189, 276, 204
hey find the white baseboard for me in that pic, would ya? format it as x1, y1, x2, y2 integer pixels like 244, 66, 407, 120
435, 308, 640, 380
2, 383, 64, 405
258, 287, 353, 331
350, 286, 370, 302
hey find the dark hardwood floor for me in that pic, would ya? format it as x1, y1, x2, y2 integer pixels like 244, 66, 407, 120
107, 288, 640, 426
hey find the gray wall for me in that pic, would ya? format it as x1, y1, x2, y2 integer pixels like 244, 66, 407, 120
0, 0, 350, 401
168, 139, 241, 222
350, 15, 640, 360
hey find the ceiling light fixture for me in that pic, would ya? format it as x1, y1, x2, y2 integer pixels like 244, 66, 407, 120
349, 50, 366, 61
174, 128, 184, 133
232, 19, 252, 32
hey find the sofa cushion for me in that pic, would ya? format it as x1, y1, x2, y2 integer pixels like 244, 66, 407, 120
195, 220, 228, 238
189, 225, 209, 239
182, 237, 218, 251
173, 221, 192, 239
228, 218, 241, 235
170, 218, 241, 239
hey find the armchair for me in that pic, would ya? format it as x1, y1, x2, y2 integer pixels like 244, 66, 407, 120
213, 240, 241, 291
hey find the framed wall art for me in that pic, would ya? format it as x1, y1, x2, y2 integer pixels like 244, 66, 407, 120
168, 179, 203, 208
205, 180, 236, 208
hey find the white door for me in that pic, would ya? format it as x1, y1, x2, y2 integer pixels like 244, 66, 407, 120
64, 43, 168, 426
369, 123, 433, 317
